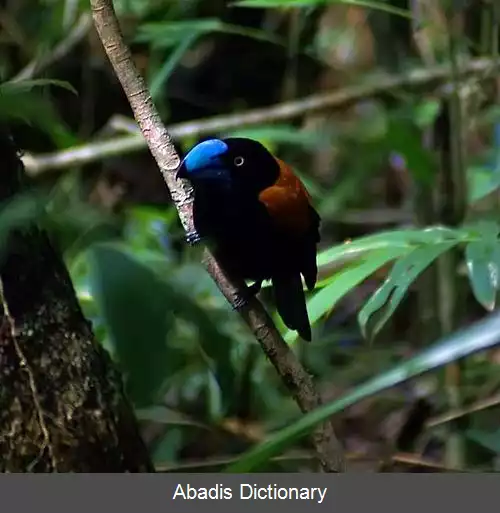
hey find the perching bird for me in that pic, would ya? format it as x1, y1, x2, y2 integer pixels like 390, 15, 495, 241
176, 137, 320, 341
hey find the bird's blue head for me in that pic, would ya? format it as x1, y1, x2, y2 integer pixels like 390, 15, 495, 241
176, 139, 231, 183
176, 137, 282, 194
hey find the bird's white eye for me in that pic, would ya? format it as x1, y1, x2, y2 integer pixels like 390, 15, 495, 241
234, 156, 245, 167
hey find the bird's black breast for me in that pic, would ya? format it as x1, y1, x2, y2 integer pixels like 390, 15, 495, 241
192, 187, 283, 281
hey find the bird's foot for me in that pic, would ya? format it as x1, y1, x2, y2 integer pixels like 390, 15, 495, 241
185, 230, 202, 246
232, 281, 262, 311
232, 295, 249, 311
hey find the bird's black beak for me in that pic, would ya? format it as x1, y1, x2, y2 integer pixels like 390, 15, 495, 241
176, 159, 188, 180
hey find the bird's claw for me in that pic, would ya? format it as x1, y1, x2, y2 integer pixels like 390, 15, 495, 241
185, 230, 201, 246
232, 282, 262, 311
232, 295, 249, 311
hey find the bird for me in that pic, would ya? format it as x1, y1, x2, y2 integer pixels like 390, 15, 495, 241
176, 137, 321, 341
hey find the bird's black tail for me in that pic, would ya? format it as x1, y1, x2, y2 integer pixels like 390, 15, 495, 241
272, 274, 311, 341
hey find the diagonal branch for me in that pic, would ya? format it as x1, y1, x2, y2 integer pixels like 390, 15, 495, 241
89, 0, 345, 472
22, 56, 499, 175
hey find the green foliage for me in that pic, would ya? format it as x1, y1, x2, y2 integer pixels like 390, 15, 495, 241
0, 192, 46, 249
7, 0, 500, 474
464, 221, 500, 311
88, 243, 182, 406
317, 227, 464, 267
301, 248, 405, 338
227, 311, 500, 471
232, 0, 412, 18
0, 79, 77, 146
3, 78, 77, 95
384, 112, 436, 185
308, 221, 500, 340
148, 34, 199, 99
359, 241, 459, 338
136, 18, 283, 102
136, 19, 282, 49
467, 429, 500, 454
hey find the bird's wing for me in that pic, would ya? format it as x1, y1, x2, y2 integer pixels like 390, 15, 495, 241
258, 158, 314, 236
258, 158, 320, 290
301, 204, 320, 290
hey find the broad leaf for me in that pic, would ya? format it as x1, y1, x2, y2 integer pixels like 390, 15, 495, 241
88, 243, 182, 407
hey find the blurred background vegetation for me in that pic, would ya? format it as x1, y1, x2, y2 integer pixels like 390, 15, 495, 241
3, 0, 500, 472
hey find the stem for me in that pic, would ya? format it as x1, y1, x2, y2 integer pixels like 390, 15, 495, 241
438, 7, 469, 469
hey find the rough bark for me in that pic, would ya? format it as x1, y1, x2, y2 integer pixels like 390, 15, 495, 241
0, 129, 153, 472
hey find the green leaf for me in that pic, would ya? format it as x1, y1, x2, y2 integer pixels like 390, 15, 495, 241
88, 243, 181, 407
160, 281, 237, 416
152, 429, 183, 464
136, 19, 282, 49
149, 33, 199, 99
284, 248, 408, 342
226, 310, 500, 472
466, 429, 500, 454
358, 241, 459, 338
88, 240, 237, 413
413, 98, 441, 128
0, 192, 46, 249
1, 78, 77, 95
317, 226, 464, 268
232, 0, 412, 19
0, 80, 76, 146
123, 205, 174, 255
465, 221, 500, 311
468, 165, 499, 203
0, 191, 47, 268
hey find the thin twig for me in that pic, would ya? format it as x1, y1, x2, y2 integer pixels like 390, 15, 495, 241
391, 452, 471, 472
13, 13, 92, 82
427, 392, 500, 429
22, 57, 500, 175
89, 0, 345, 472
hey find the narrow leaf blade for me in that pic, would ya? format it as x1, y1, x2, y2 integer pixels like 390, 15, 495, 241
284, 247, 409, 342
317, 226, 464, 268
359, 241, 459, 338
226, 311, 500, 472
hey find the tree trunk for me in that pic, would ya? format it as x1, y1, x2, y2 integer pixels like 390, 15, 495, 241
0, 128, 153, 472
